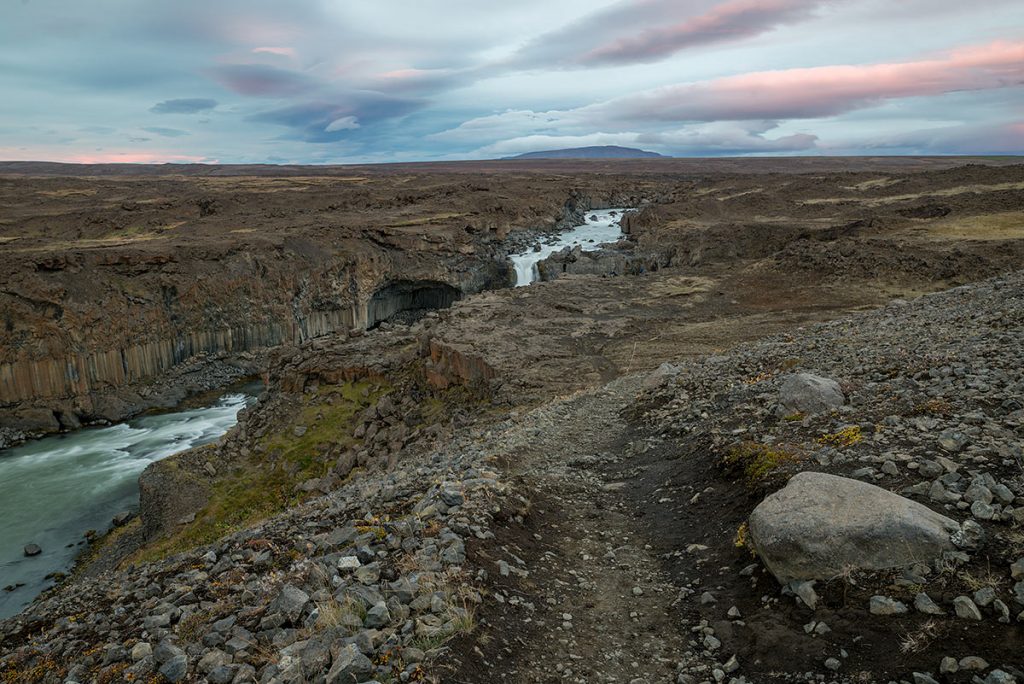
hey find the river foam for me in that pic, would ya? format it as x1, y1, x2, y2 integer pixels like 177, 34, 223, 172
509, 208, 627, 286
0, 385, 258, 618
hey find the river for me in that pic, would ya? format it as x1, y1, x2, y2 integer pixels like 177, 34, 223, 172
509, 208, 628, 286
0, 382, 260, 619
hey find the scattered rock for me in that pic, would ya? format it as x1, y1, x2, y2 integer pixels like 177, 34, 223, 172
953, 595, 983, 621
778, 373, 845, 415
868, 596, 908, 616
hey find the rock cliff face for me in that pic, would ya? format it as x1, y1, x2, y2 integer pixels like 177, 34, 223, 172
5, 160, 1023, 437
0, 171, 656, 434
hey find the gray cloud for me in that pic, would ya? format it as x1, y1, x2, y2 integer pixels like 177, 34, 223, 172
208, 64, 314, 97
250, 92, 425, 142
150, 98, 218, 114
142, 126, 190, 137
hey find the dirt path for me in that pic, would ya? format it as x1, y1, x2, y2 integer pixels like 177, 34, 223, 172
447, 376, 719, 684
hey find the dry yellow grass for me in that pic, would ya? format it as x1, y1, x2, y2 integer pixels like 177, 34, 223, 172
801, 181, 1024, 206
716, 188, 764, 201
917, 211, 1024, 240
840, 178, 904, 192
386, 212, 467, 227
35, 188, 98, 198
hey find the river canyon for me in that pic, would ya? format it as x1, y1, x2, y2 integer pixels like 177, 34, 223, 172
2, 157, 1024, 683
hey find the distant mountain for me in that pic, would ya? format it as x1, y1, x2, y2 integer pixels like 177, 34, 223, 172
503, 145, 666, 160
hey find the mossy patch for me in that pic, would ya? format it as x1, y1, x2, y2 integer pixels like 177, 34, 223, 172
134, 379, 385, 562
817, 425, 863, 448
722, 441, 802, 484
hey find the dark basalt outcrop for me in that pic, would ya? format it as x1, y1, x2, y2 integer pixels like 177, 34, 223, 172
0, 171, 662, 437
366, 280, 462, 329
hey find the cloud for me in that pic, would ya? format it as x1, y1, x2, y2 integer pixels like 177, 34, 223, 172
441, 38, 1024, 144
149, 98, 218, 114
595, 40, 1024, 122
504, 0, 832, 70
471, 121, 818, 157
250, 93, 423, 142
847, 120, 1024, 155
324, 116, 360, 132
208, 63, 314, 96
581, 0, 830, 66
142, 126, 190, 137
252, 46, 297, 59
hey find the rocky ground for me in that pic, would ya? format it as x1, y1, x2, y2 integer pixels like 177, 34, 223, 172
4, 271, 1023, 684
2, 160, 1024, 683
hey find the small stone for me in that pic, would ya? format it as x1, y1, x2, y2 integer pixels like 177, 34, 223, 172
912, 673, 939, 684
869, 596, 907, 615
355, 562, 380, 585
983, 669, 1017, 684
153, 641, 184, 664
632, 586, 643, 596
971, 500, 995, 520
959, 656, 989, 671
953, 596, 983, 621
700, 591, 717, 605
131, 642, 152, 662
337, 556, 360, 569
974, 587, 996, 607
824, 658, 841, 671
914, 593, 945, 615
727, 606, 742, 619
918, 460, 944, 478
1011, 558, 1024, 580
111, 511, 134, 527
790, 580, 818, 610
208, 666, 237, 684
326, 643, 372, 683
270, 584, 310, 624
939, 656, 958, 674
197, 649, 230, 674
951, 520, 985, 549
23, 544, 41, 557
964, 483, 994, 505
159, 655, 189, 683
364, 601, 391, 629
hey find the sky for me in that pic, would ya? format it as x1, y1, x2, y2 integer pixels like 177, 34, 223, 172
1, 0, 1022, 164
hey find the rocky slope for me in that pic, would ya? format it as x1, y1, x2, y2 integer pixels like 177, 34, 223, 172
3, 269, 1023, 684
3, 159, 1024, 683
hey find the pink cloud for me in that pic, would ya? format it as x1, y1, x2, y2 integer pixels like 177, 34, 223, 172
0, 148, 211, 164
582, 0, 826, 65
600, 40, 1024, 121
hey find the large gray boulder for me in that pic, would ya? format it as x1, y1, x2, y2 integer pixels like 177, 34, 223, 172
779, 373, 844, 415
748, 472, 960, 583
